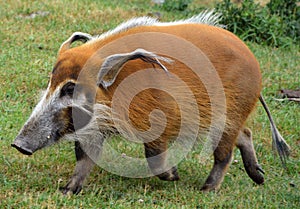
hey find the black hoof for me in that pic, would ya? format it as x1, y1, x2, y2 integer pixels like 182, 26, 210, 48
59, 185, 82, 195
158, 167, 180, 181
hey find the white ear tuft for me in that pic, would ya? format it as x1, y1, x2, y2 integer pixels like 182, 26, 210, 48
59, 32, 93, 55
97, 48, 172, 89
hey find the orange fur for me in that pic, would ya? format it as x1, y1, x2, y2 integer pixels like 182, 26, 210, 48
52, 23, 261, 143
51, 23, 262, 190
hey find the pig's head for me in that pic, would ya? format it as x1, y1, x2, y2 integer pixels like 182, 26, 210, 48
12, 32, 171, 155
12, 32, 95, 155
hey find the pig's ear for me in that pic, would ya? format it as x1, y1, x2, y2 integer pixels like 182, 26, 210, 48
59, 32, 93, 55
97, 48, 172, 88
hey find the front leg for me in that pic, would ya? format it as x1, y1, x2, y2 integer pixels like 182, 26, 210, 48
144, 138, 180, 181
60, 141, 95, 195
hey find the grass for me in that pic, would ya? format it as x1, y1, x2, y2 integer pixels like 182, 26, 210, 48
0, 0, 299, 208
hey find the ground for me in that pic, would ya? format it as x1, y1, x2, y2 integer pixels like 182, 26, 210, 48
0, 0, 299, 208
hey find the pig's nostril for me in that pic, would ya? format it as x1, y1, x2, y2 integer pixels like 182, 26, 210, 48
11, 143, 33, 155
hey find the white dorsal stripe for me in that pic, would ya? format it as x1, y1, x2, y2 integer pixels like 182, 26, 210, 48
89, 9, 223, 42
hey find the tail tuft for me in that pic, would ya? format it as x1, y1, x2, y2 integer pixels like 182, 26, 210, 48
259, 94, 291, 166
271, 123, 291, 166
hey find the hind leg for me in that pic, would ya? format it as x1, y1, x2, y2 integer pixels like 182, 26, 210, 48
236, 128, 264, 184
201, 150, 233, 192
201, 133, 235, 192
144, 139, 179, 181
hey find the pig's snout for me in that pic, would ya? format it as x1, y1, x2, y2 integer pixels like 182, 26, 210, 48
11, 138, 34, 155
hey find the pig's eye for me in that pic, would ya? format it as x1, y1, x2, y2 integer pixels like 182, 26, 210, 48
60, 82, 75, 97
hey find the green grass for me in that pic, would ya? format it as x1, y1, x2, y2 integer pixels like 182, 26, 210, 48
0, 0, 299, 208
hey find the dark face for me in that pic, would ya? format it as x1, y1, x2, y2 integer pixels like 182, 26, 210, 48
11, 80, 75, 154
11, 56, 94, 155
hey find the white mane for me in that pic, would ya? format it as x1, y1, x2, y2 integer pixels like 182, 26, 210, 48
93, 10, 223, 41
156, 10, 223, 27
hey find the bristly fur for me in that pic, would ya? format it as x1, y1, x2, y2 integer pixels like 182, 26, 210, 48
92, 9, 223, 41
157, 9, 224, 28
